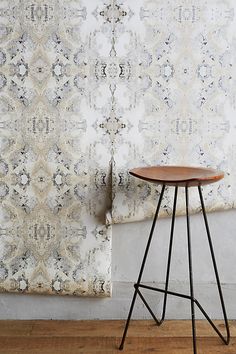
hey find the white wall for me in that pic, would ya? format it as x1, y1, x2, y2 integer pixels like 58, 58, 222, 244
0, 209, 235, 320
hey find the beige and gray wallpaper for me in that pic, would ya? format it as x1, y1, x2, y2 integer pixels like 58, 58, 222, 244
0, 0, 235, 296
112, 0, 236, 223
0, 0, 112, 296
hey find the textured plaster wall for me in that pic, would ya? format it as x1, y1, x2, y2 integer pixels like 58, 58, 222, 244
0, 209, 235, 320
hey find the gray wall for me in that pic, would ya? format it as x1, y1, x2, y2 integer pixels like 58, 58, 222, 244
0, 209, 235, 320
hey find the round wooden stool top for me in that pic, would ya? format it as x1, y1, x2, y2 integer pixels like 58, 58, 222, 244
129, 166, 224, 187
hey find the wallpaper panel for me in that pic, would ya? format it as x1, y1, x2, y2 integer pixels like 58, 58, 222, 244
111, 0, 236, 223
0, 0, 113, 296
0, 0, 235, 296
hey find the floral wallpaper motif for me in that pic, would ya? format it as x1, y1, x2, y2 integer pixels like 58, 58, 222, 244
0, 0, 235, 296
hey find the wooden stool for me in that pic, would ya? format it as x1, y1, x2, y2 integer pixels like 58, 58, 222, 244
119, 166, 230, 354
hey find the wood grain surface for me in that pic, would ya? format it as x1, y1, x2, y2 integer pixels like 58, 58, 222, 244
0, 320, 235, 354
130, 166, 224, 187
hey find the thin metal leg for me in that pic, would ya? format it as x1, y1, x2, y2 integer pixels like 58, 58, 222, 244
198, 185, 230, 345
161, 186, 178, 323
186, 186, 197, 354
119, 185, 165, 350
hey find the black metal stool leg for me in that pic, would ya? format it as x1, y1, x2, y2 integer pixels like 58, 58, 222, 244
119, 184, 165, 350
161, 186, 178, 323
185, 186, 197, 354
198, 185, 230, 345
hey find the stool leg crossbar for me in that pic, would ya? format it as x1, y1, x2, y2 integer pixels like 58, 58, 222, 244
119, 185, 230, 353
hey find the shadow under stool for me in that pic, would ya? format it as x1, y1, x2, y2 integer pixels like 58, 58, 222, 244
119, 165, 230, 354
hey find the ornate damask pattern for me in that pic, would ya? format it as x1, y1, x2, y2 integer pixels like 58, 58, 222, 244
0, 0, 235, 296
0, 0, 113, 296
111, 0, 236, 223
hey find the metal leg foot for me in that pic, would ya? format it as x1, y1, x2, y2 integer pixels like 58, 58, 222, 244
198, 186, 230, 345
119, 185, 165, 350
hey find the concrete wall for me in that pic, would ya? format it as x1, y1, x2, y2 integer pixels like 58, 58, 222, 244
0, 209, 235, 320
